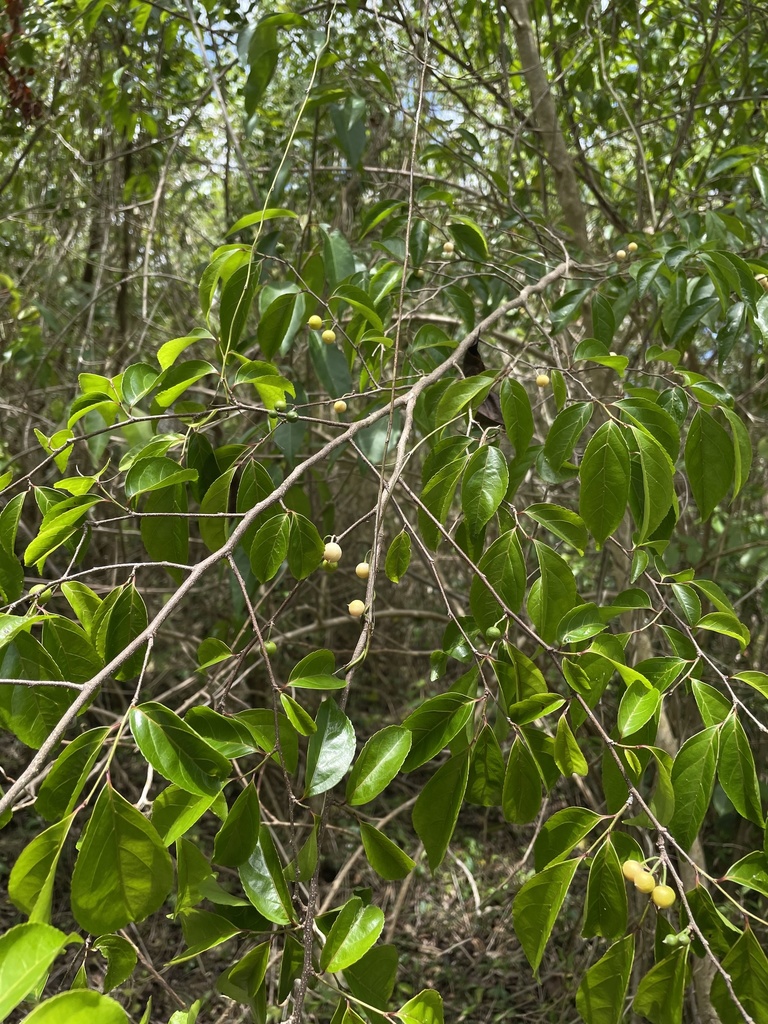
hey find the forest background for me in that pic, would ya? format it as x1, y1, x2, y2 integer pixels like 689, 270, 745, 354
1, 1, 768, 1023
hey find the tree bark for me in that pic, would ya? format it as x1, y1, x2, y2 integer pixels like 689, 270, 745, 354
504, 0, 590, 253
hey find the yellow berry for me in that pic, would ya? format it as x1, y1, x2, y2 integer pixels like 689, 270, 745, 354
442, 241, 454, 254
536, 374, 550, 388
634, 870, 657, 893
414, 268, 425, 278
627, 241, 638, 253
616, 249, 627, 261
322, 329, 336, 344
348, 599, 366, 618
622, 859, 643, 881
355, 562, 370, 580
756, 274, 768, 293
333, 400, 347, 414
308, 315, 323, 330
652, 884, 676, 908
323, 541, 342, 563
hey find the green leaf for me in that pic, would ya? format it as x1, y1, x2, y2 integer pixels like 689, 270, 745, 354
692, 680, 731, 727
226, 207, 299, 235
632, 947, 688, 1024
9, 814, 74, 920
92, 935, 137, 993
320, 896, 385, 972
397, 989, 444, 1024
576, 934, 634, 1024
17, 991, 129, 1023
630, 427, 675, 542
280, 693, 317, 735
617, 680, 661, 737
554, 715, 588, 776
197, 468, 236, 553
500, 379, 534, 454
35, 727, 109, 821
402, 691, 475, 771
668, 726, 719, 851
530, 541, 578, 644
154, 360, 218, 408
304, 699, 356, 797
257, 291, 305, 360
0, 923, 77, 1021
360, 822, 416, 881
71, 784, 173, 934
718, 715, 763, 825
346, 725, 412, 805
582, 838, 627, 941
250, 513, 291, 582
130, 701, 232, 796
435, 374, 495, 428
412, 748, 470, 872
507, 692, 565, 725
461, 445, 508, 535
385, 530, 412, 583
502, 739, 542, 823
322, 228, 356, 287
343, 944, 399, 1013
696, 611, 750, 650
466, 724, 505, 806
448, 216, 489, 261
684, 409, 734, 520
213, 784, 261, 866
711, 926, 768, 1024
125, 457, 198, 501
287, 513, 324, 579
183, 706, 256, 758
579, 421, 630, 545
238, 825, 295, 924
524, 503, 588, 554
24, 496, 101, 569
534, 807, 602, 870
513, 858, 580, 975
216, 941, 270, 1003
724, 852, 768, 898
469, 529, 526, 630
104, 582, 148, 680
151, 786, 220, 846
543, 402, 593, 470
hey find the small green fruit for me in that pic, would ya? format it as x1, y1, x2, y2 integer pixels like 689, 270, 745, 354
285, 409, 299, 422
485, 626, 502, 641
274, 399, 287, 412
29, 583, 52, 605
322, 559, 339, 573
264, 640, 277, 656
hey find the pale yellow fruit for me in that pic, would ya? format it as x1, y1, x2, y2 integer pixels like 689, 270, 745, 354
348, 599, 366, 617
355, 561, 370, 580
308, 315, 323, 330
652, 884, 676, 908
414, 268, 425, 278
333, 400, 347, 413
756, 274, 768, 293
324, 541, 342, 563
616, 249, 627, 260
634, 870, 657, 893
442, 240, 455, 254
536, 373, 550, 388
622, 860, 643, 881
627, 241, 638, 253
322, 329, 336, 344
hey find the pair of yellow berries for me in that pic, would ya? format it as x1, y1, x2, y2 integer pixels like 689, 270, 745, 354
308, 315, 336, 345
622, 860, 676, 907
